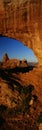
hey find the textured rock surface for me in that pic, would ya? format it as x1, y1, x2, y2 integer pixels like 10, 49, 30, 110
0, 0, 42, 64
0, 59, 42, 130
39, 124, 42, 130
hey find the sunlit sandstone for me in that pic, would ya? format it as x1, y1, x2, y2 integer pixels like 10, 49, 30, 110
0, 0, 42, 64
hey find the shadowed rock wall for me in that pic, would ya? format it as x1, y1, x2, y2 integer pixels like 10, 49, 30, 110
0, 0, 42, 64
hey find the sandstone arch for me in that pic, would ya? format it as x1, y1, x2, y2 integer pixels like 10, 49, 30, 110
0, 0, 42, 64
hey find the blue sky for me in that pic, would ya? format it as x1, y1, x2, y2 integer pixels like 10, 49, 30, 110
0, 36, 38, 62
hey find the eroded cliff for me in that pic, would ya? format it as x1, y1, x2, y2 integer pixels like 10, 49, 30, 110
0, 0, 42, 64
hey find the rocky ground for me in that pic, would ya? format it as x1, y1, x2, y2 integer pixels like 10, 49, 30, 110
0, 56, 42, 130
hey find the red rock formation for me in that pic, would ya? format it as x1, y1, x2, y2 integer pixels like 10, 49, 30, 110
0, 0, 42, 64
3, 53, 9, 62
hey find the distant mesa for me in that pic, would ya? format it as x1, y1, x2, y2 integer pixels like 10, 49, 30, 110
0, 53, 38, 69
2, 54, 28, 68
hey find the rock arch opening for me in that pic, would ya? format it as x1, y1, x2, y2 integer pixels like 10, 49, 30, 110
0, 36, 38, 64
